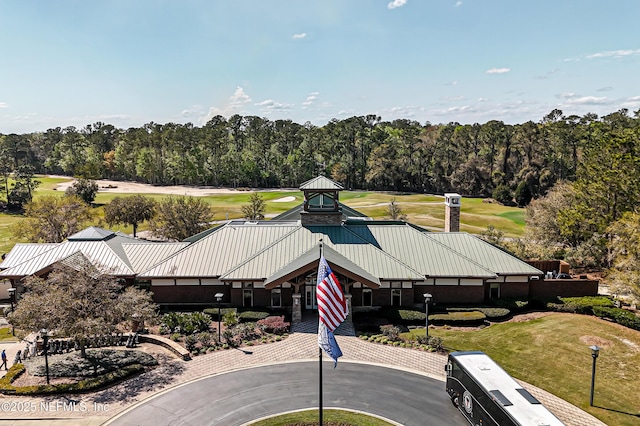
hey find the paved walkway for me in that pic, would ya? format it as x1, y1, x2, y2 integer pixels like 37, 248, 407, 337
0, 316, 606, 426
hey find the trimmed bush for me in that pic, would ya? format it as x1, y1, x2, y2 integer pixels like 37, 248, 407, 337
548, 296, 615, 315
238, 310, 271, 321
203, 307, 237, 319
447, 307, 511, 319
381, 308, 426, 323
593, 307, 640, 331
429, 311, 486, 325
257, 316, 290, 335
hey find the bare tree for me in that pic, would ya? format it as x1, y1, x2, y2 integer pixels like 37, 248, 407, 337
386, 197, 407, 221
9, 262, 157, 358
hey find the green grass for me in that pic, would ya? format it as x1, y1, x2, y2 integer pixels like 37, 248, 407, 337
249, 409, 394, 426
403, 313, 640, 426
0, 326, 20, 342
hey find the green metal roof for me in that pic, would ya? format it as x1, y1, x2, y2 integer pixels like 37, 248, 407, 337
138, 221, 300, 278
343, 223, 497, 278
299, 175, 344, 190
426, 232, 543, 276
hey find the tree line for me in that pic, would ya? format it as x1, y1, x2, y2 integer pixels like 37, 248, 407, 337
2, 108, 638, 206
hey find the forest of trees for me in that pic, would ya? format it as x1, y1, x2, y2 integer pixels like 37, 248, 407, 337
1, 108, 638, 206
2, 107, 640, 298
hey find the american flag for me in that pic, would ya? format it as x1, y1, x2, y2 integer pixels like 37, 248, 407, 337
317, 256, 347, 366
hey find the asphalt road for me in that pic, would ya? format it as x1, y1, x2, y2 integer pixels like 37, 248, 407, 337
109, 361, 468, 426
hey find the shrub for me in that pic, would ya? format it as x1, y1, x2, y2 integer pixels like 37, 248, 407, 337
239, 310, 271, 322
197, 332, 213, 348
223, 311, 239, 327
161, 312, 183, 333
427, 336, 444, 352
380, 325, 401, 341
257, 316, 290, 335
170, 333, 181, 342
203, 307, 237, 320
381, 308, 426, 324
447, 307, 510, 319
593, 307, 640, 331
549, 296, 615, 315
429, 311, 486, 325
184, 335, 198, 352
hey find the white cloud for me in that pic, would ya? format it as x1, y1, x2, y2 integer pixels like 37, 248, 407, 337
486, 67, 510, 74
302, 92, 320, 108
387, 0, 407, 10
557, 92, 609, 106
255, 99, 292, 112
586, 49, 640, 59
292, 33, 307, 40
230, 86, 252, 108
455, 1, 463, 7
204, 86, 252, 123
0, 102, 7, 108
563, 96, 609, 106
597, 86, 614, 92
477, 98, 488, 102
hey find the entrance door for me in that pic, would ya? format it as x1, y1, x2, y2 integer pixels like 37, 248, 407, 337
305, 285, 317, 310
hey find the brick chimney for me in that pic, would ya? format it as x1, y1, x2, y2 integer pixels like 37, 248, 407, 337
444, 193, 461, 232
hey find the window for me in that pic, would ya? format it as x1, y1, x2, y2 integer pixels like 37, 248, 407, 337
362, 288, 372, 307
391, 289, 401, 306
271, 289, 281, 307
308, 193, 334, 210
243, 289, 253, 307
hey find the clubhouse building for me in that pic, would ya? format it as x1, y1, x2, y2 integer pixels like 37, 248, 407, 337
0, 176, 597, 321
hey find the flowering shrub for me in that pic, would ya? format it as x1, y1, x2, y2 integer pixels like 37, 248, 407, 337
257, 316, 290, 335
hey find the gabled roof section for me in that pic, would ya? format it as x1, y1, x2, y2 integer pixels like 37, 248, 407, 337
0, 243, 59, 269
67, 226, 116, 241
426, 232, 543, 276
344, 223, 497, 278
300, 175, 344, 191
308, 225, 431, 280
272, 202, 367, 221
0, 240, 135, 278
138, 221, 300, 278
261, 244, 381, 288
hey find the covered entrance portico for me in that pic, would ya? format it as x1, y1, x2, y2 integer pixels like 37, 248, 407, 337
264, 245, 380, 325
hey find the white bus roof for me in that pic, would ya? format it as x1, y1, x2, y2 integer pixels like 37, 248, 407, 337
450, 351, 564, 426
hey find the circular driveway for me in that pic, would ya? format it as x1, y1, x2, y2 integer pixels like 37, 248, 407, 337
109, 361, 467, 426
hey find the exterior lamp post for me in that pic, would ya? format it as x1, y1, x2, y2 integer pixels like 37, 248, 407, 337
40, 328, 50, 385
215, 293, 224, 343
7, 288, 15, 336
589, 345, 600, 406
423, 293, 432, 339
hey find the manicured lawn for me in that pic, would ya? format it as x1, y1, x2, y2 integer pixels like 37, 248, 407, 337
404, 313, 640, 426
249, 409, 394, 426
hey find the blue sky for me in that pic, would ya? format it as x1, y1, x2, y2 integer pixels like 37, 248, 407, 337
1, 0, 639, 133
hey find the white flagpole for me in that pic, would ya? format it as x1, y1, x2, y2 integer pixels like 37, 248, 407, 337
318, 238, 323, 426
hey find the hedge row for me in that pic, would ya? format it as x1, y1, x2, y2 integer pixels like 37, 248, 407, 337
0, 363, 144, 395
429, 311, 486, 325
593, 307, 640, 331
447, 307, 511, 319
547, 296, 615, 315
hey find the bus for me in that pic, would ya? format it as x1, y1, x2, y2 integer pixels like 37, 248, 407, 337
445, 351, 564, 426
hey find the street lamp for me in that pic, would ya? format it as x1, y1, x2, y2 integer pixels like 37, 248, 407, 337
7, 288, 15, 336
40, 328, 50, 385
589, 345, 600, 406
215, 292, 224, 343
423, 293, 432, 339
